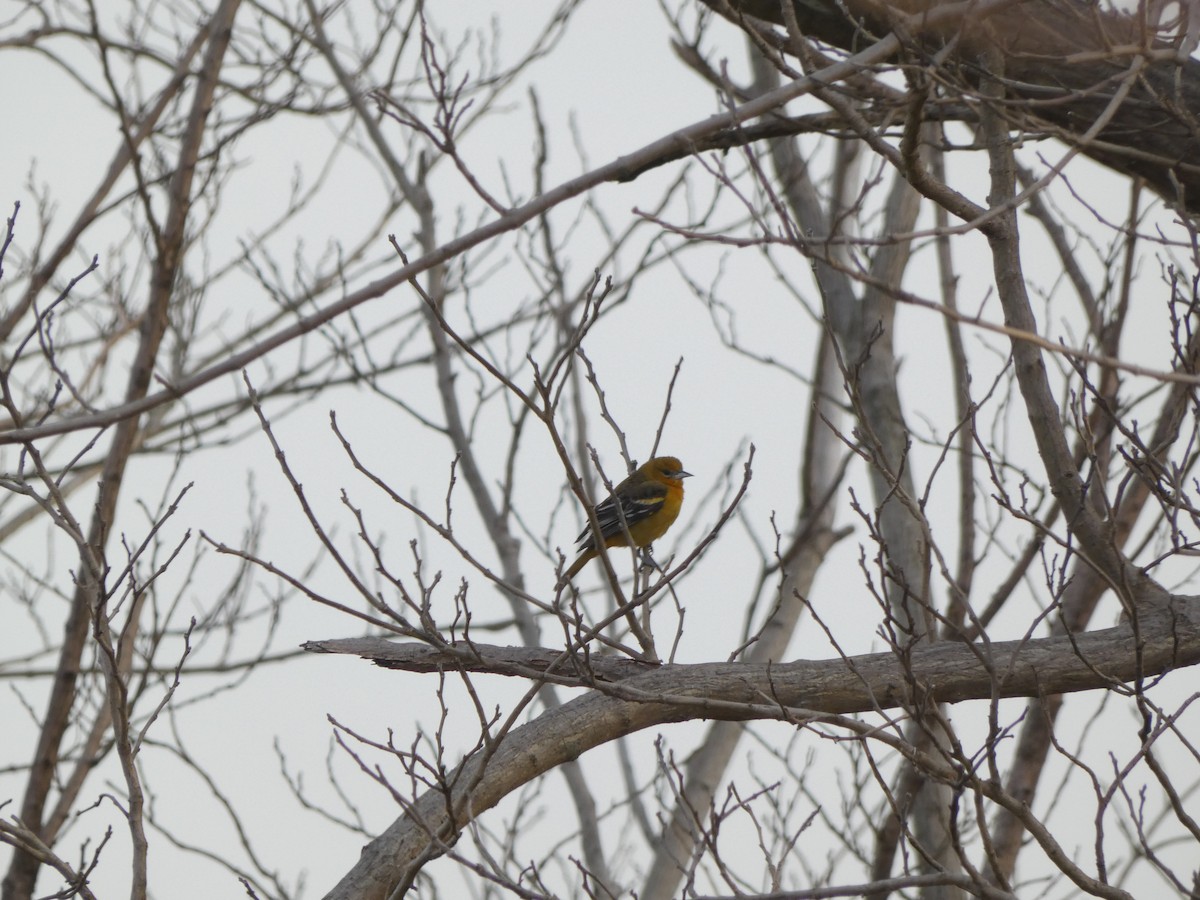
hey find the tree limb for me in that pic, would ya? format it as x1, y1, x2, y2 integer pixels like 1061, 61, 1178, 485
315, 595, 1200, 900
718, 0, 1200, 213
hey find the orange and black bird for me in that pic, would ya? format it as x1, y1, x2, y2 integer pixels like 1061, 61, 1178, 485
562, 456, 692, 583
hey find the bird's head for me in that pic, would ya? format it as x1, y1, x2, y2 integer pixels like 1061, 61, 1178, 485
651, 456, 692, 482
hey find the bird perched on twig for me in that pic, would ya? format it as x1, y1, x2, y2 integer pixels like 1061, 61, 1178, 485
561, 456, 692, 583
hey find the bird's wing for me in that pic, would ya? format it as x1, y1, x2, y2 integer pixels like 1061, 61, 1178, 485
577, 480, 667, 547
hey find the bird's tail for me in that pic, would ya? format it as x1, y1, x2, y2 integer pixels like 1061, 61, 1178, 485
558, 549, 595, 587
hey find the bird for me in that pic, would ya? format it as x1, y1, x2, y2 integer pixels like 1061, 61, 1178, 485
561, 456, 692, 583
